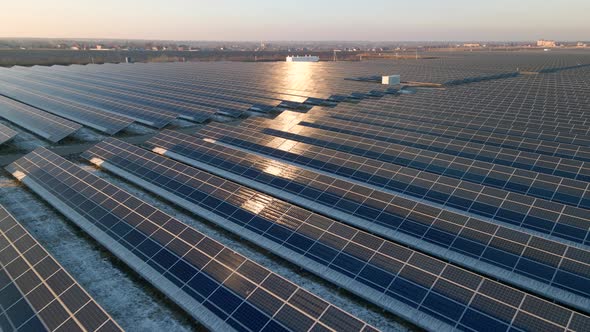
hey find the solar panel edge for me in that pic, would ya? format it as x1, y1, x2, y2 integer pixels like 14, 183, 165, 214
2, 117, 80, 143
0, 123, 18, 144
4, 163, 239, 332
143, 145, 590, 313
0, 205, 124, 332
0, 96, 83, 142
0, 207, 54, 332
85, 155, 456, 332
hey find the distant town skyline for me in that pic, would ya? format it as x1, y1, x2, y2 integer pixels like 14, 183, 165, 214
2, 0, 589, 41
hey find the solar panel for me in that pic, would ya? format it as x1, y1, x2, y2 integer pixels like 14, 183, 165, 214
194, 122, 590, 247
80, 138, 590, 331
251, 122, 588, 209
338, 85, 589, 145
19, 61, 391, 113
0, 96, 82, 142
28, 67, 276, 118
324, 111, 590, 164
6, 148, 376, 332
0, 82, 133, 135
0, 72, 177, 128
26, 69, 216, 122
141, 131, 590, 310
0, 205, 122, 332
296, 117, 590, 183
0, 123, 18, 146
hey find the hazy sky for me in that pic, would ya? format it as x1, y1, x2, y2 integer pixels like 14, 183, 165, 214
2, 0, 589, 41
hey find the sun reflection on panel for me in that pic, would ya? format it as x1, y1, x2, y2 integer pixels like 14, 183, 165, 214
284, 62, 315, 92
240, 193, 270, 215
263, 164, 283, 177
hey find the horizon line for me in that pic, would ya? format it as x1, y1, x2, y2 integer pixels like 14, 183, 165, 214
2, 37, 589, 43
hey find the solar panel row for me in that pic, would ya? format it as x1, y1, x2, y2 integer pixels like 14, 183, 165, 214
0, 123, 18, 147
140, 131, 590, 309
296, 117, 590, 182
28, 66, 280, 116
0, 205, 122, 332
39, 61, 390, 105
0, 82, 133, 135
250, 121, 589, 210
346, 84, 590, 143
24, 68, 217, 122
0, 96, 82, 142
71, 62, 382, 101
193, 122, 590, 247
0, 61, 414, 134
79, 138, 590, 332
0, 72, 178, 128
6, 148, 377, 332
323, 111, 590, 164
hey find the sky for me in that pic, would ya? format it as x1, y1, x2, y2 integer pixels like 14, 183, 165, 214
2, 0, 589, 41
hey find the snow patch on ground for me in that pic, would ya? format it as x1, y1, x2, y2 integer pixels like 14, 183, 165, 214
168, 119, 201, 128
69, 127, 106, 142
77, 162, 410, 332
211, 115, 235, 123
123, 124, 156, 136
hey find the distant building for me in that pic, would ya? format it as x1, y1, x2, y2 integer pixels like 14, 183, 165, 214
537, 39, 556, 48
577, 42, 587, 48
382, 75, 401, 85
286, 55, 320, 62
90, 44, 109, 51
463, 43, 481, 48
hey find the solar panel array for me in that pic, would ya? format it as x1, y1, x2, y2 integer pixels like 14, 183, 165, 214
79, 137, 590, 332
1, 52, 590, 331
140, 131, 590, 309
0, 61, 406, 134
0, 96, 82, 142
0, 70, 179, 128
0, 82, 133, 135
0, 205, 122, 332
6, 148, 378, 332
